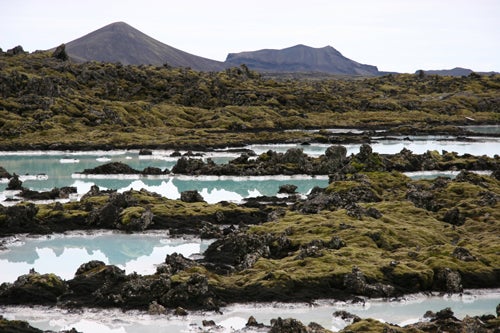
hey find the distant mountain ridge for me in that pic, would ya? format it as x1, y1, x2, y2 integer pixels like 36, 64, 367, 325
225, 44, 380, 76
60, 22, 383, 75
65, 22, 225, 71
58, 21, 493, 76
416, 67, 499, 77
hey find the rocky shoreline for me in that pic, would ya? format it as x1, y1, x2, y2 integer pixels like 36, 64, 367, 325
1, 143, 499, 332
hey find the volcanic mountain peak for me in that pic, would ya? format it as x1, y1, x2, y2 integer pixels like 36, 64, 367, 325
64, 21, 225, 71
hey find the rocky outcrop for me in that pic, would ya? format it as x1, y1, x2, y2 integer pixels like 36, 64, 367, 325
6, 173, 23, 190
20, 186, 77, 200
343, 266, 395, 298
0, 166, 12, 179
0, 271, 67, 305
180, 190, 205, 203
52, 44, 69, 61
80, 162, 168, 175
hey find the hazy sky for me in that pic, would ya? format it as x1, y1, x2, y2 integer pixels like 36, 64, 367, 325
1, 0, 499, 73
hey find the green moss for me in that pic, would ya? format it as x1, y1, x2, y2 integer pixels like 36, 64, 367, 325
340, 318, 406, 332
120, 207, 146, 225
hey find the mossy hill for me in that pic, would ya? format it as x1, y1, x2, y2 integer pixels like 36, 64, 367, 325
0, 50, 499, 150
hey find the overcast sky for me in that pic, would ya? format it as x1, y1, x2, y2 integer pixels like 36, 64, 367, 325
1, 0, 499, 73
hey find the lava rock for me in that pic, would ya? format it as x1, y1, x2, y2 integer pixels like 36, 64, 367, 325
180, 190, 205, 203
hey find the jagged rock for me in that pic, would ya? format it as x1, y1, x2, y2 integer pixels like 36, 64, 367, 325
496, 303, 500, 317
325, 145, 347, 161
180, 190, 205, 203
20, 186, 77, 200
0, 166, 12, 179
0, 271, 67, 305
6, 173, 22, 190
270, 317, 308, 333
365, 207, 383, 219
139, 149, 153, 155
269, 317, 330, 333
246, 316, 265, 327
52, 44, 69, 61
6, 45, 27, 56
332, 310, 361, 323
171, 157, 206, 174
148, 300, 166, 315
268, 208, 287, 221
142, 166, 168, 175
406, 186, 440, 211
200, 221, 222, 239
174, 306, 188, 316
204, 232, 272, 271
343, 266, 395, 297
452, 247, 476, 261
435, 268, 463, 293
156, 253, 196, 275
202, 319, 216, 327
81, 162, 141, 174
161, 274, 218, 310
278, 184, 298, 194
295, 240, 325, 260
119, 207, 154, 231
327, 236, 346, 250
0, 203, 46, 234
67, 261, 126, 305
170, 150, 182, 157
443, 207, 465, 226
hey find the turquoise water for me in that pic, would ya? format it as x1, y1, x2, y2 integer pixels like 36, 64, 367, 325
0, 150, 328, 204
1, 290, 499, 332
0, 231, 212, 283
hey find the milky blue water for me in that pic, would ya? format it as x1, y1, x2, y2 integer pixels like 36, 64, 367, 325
0, 231, 212, 283
1, 289, 498, 333
0, 140, 499, 332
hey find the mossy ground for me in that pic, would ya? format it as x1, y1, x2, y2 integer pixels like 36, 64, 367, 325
201, 171, 499, 298
1, 51, 499, 149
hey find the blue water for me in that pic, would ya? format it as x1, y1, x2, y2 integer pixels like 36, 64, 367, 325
1, 290, 498, 332
0, 231, 212, 283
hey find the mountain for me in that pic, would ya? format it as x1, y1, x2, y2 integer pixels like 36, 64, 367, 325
62, 22, 381, 75
64, 22, 225, 71
416, 67, 499, 77
224, 44, 380, 75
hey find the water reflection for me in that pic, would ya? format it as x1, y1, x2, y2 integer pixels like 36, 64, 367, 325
0, 232, 212, 283
1, 290, 498, 333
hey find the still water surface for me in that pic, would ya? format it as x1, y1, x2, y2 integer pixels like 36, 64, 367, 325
1, 289, 498, 332
0, 231, 212, 283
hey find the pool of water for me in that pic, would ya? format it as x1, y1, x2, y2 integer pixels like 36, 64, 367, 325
0, 231, 212, 283
1, 289, 498, 332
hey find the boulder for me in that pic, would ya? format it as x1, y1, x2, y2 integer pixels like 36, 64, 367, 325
139, 149, 153, 155
0, 166, 12, 179
204, 232, 272, 271
324, 145, 347, 161
343, 266, 395, 298
52, 44, 68, 61
160, 273, 218, 310
180, 190, 205, 203
442, 207, 465, 226
278, 184, 298, 194
270, 317, 308, 333
6, 173, 22, 190
0, 271, 67, 305
435, 268, 463, 293
81, 162, 141, 175
452, 247, 476, 261
148, 300, 166, 315
156, 253, 196, 275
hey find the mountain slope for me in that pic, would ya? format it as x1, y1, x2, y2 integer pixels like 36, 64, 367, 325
65, 22, 225, 71
225, 44, 380, 75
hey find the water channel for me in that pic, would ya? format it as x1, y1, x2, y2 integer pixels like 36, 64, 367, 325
1, 135, 499, 332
